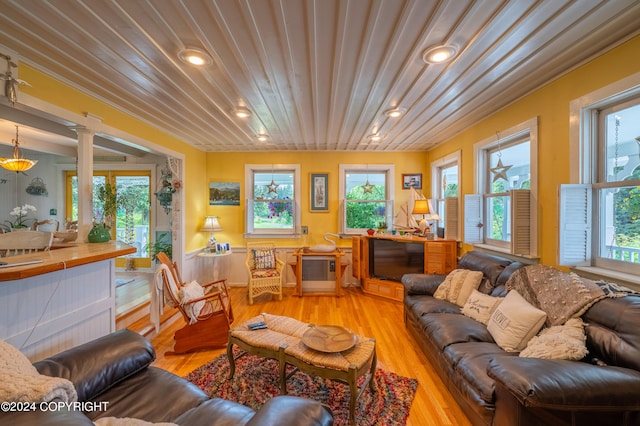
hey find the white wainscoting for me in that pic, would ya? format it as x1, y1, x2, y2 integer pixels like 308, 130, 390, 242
0, 260, 115, 362
185, 246, 358, 288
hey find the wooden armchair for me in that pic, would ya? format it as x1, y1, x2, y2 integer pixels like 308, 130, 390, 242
157, 252, 234, 354
0, 231, 53, 257
245, 242, 284, 304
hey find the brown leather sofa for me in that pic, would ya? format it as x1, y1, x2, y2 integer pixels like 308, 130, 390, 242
1, 329, 333, 426
402, 251, 640, 426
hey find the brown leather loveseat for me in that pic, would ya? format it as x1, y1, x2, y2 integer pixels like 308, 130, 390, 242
402, 251, 640, 426
1, 329, 333, 426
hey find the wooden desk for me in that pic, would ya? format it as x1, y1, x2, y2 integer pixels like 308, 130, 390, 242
292, 249, 346, 297
0, 241, 136, 361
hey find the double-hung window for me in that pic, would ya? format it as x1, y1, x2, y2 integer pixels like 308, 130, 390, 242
339, 164, 394, 234
465, 118, 538, 256
245, 164, 300, 237
562, 78, 640, 278
431, 151, 460, 239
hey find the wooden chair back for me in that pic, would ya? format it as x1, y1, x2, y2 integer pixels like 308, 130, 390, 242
33, 219, 59, 232
0, 231, 54, 257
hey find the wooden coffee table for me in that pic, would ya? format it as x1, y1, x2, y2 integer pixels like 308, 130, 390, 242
227, 313, 377, 426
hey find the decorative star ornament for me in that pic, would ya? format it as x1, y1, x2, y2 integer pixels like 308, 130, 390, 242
491, 158, 512, 182
266, 179, 279, 194
361, 179, 375, 194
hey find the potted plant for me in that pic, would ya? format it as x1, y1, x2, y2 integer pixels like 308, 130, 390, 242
145, 234, 172, 263
89, 182, 118, 243
6, 204, 37, 231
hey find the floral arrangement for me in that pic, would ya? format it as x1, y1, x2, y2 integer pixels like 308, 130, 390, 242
6, 204, 37, 229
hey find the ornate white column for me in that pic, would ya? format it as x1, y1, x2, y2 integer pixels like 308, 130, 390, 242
74, 126, 95, 242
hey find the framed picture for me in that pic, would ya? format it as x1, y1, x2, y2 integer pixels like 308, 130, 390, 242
209, 182, 240, 206
402, 173, 422, 190
215, 241, 231, 253
310, 173, 329, 212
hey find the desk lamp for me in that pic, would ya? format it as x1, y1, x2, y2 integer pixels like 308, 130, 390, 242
412, 199, 431, 234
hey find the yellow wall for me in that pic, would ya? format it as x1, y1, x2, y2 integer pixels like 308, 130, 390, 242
426, 35, 640, 266
205, 151, 428, 248
20, 66, 209, 252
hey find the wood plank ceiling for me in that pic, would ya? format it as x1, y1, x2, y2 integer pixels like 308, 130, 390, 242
0, 0, 639, 152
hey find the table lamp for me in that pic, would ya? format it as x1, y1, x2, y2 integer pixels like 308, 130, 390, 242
200, 216, 222, 248
412, 199, 431, 234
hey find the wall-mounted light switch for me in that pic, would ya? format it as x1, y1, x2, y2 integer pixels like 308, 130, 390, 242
301, 226, 309, 235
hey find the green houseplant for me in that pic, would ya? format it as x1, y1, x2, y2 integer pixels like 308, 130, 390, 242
89, 182, 118, 243
145, 234, 172, 263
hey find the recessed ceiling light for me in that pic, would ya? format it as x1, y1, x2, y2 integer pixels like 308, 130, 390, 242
384, 108, 406, 118
367, 133, 382, 142
256, 134, 270, 142
422, 45, 457, 64
178, 48, 212, 67
233, 107, 252, 118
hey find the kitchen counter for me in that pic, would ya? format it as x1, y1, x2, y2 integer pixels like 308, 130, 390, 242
0, 241, 136, 281
0, 241, 136, 361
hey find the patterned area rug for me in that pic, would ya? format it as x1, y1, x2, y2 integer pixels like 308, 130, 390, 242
185, 350, 418, 425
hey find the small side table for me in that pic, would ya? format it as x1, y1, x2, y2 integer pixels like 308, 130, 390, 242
197, 250, 231, 282
291, 249, 346, 297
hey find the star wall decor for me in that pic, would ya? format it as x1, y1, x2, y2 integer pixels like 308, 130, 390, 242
361, 179, 375, 194
490, 158, 512, 182
266, 179, 279, 194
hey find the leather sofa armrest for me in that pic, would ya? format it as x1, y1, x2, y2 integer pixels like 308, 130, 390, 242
401, 273, 445, 296
488, 357, 640, 410
34, 329, 155, 402
244, 396, 333, 426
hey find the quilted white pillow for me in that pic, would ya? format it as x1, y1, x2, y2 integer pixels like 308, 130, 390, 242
520, 318, 588, 360
487, 290, 547, 352
434, 269, 483, 307
461, 289, 503, 325
179, 280, 205, 324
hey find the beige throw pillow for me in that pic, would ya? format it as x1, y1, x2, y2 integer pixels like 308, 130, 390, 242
520, 318, 588, 360
487, 290, 547, 352
434, 269, 483, 307
461, 290, 503, 325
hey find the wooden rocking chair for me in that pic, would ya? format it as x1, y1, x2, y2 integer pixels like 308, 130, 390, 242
157, 252, 234, 355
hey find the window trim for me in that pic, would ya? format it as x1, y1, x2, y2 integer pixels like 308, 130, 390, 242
338, 164, 395, 235
244, 164, 301, 238
431, 150, 461, 240
469, 117, 538, 257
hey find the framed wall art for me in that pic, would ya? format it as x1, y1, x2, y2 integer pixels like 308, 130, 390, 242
402, 173, 422, 190
209, 181, 240, 205
310, 173, 328, 212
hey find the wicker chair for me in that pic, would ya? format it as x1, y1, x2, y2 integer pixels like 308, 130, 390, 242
157, 252, 234, 354
245, 242, 284, 304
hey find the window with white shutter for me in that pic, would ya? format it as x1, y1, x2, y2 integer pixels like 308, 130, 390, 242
564, 82, 640, 276
465, 118, 538, 257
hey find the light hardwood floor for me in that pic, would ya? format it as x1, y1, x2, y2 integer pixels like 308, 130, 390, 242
141, 286, 472, 426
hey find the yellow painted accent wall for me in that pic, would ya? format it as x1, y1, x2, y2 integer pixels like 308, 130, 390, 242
19, 66, 209, 252
426, 35, 640, 267
205, 151, 427, 248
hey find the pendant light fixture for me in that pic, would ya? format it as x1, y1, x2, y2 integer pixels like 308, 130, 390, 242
0, 125, 37, 173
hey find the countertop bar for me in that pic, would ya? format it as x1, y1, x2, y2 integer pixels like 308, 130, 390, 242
0, 241, 136, 281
